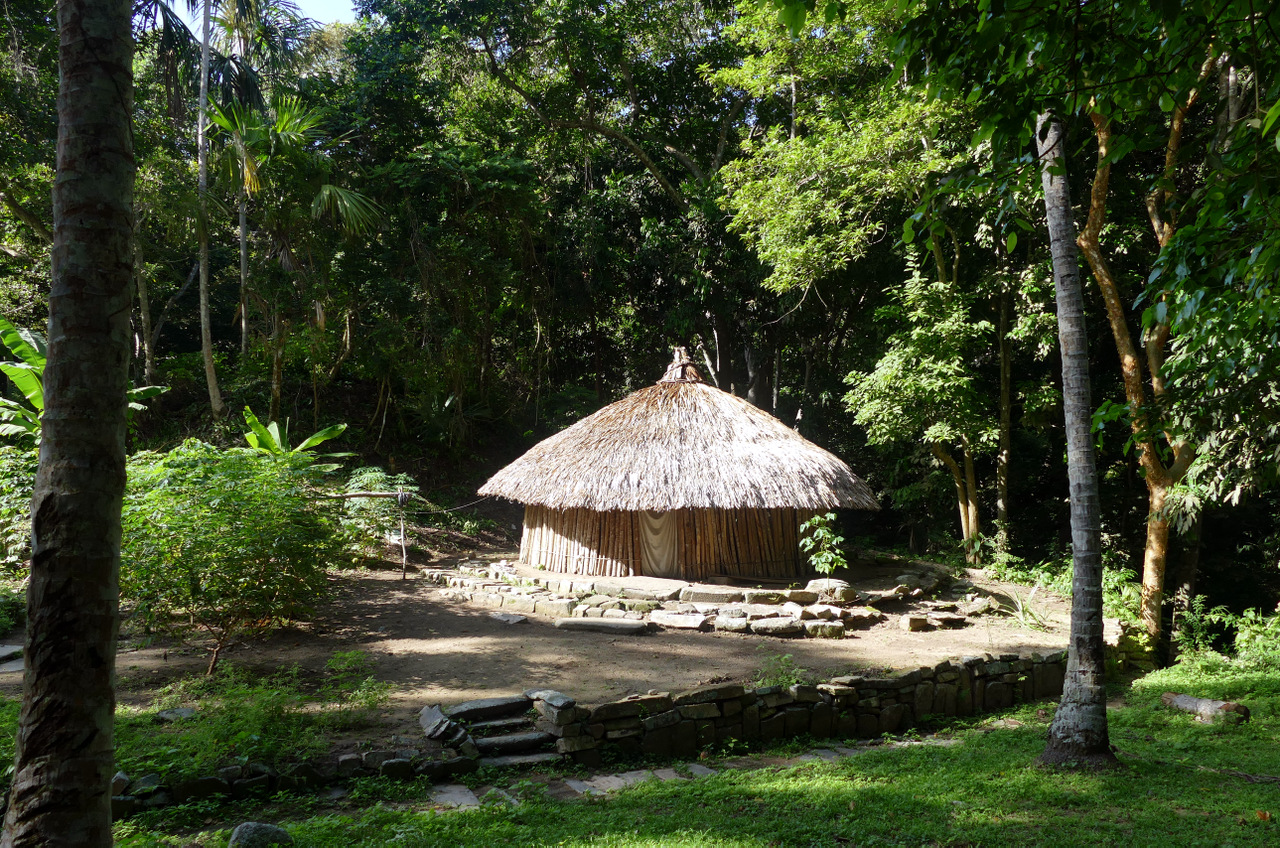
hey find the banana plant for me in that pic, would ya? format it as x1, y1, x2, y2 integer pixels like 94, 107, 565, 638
0, 316, 168, 442
0, 317, 45, 440
242, 405, 349, 469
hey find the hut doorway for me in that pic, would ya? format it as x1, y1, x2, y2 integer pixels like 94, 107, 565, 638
640, 510, 680, 578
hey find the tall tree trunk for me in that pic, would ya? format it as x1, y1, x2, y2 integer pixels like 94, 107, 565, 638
931, 442, 972, 555
135, 239, 156, 385
1, 0, 134, 841
1077, 113, 1196, 640
239, 191, 249, 360
1036, 114, 1115, 768
270, 309, 286, 423
996, 288, 1012, 550
197, 0, 226, 419
961, 435, 980, 562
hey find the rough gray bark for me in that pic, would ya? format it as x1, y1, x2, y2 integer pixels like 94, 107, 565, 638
0, 0, 134, 841
1035, 114, 1116, 768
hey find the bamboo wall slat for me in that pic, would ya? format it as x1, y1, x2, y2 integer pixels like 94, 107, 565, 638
519, 505, 806, 581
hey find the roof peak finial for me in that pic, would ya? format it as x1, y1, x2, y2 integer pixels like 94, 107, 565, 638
658, 346, 704, 383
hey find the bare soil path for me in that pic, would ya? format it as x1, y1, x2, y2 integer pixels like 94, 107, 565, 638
0, 551, 1070, 720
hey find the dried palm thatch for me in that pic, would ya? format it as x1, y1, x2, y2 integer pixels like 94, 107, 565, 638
480, 349, 877, 512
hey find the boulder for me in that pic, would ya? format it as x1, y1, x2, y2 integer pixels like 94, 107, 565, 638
751, 617, 803, 637
228, 822, 292, 847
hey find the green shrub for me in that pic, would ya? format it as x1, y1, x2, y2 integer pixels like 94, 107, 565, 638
120, 440, 345, 673
798, 512, 848, 575
341, 466, 419, 561
0, 445, 36, 572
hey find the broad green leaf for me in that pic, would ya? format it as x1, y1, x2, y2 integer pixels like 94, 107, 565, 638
0, 316, 46, 369
295, 423, 348, 453
243, 406, 283, 454
0, 362, 43, 412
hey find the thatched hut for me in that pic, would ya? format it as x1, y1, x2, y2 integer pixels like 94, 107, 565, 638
479, 348, 878, 582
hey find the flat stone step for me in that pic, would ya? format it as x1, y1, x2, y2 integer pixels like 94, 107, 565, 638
652, 768, 687, 781
443, 695, 531, 723
474, 731, 555, 756
477, 751, 565, 769
554, 618, 649, 635
685, 763, 717, 777
467, 716, 534, 735
649, 611, 709, 630
562, 778, 602, 796
0, 645, 21, 663
430, 784, 479, 809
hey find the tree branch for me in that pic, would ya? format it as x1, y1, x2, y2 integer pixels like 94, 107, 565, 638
0, 175, 53, 243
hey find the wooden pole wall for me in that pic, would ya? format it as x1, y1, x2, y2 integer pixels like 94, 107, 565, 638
520, 505, 809, 581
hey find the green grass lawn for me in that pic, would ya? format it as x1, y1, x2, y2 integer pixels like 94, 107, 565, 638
104, 651, 1280, 847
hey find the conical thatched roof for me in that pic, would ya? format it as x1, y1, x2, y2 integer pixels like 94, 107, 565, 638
480, 349, 878, 512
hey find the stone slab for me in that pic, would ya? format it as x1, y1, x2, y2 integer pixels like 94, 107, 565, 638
554, 618, 648, 635
430, 784, 480, 809
445, 695, 531, 723
649, 611, 710, 630
685, 763, 717, 777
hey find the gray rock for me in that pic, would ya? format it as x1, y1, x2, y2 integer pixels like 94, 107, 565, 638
678, 587, 745, 604
473, 731, 554, 756
336, 753, 363, 776
803, 620, 845, 638
714, 615, 751, 632
477, 751, 565, 769
444, 695, 531, 723
742, 590, 783, 604
171, 775, 228, 803
805, 578, 851, 594
649, 611, 709, 630
111, 771, 129, 795
156, 707, 196, 723
380, 758, 415, 780
418, 704, 456, 739
362, 750, 396, 770
129, 773, 162, 794
228, 822, 293, 847
553, 617, 649, 635
781, 589, 819, 604
488, 612, 527, 624
750, 616, 803, 637
525, 689, 576, 709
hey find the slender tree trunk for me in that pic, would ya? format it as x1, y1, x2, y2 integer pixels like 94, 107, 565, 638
996, 289, 1012, 550
1036, 114, 1115, 768
1, 0, 134, 841
197, 0, 225, 419
270, 309, 286, 423
961, 435, 980, 562
239, 191, 249, 361
135, 240, 156, 385
932, 442, 971, 554
1077, 112, 1196, 640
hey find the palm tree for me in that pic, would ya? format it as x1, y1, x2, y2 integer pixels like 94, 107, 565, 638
1036, 114, 1116, 768
0, 0, 133, 840
209, 95, 322, 357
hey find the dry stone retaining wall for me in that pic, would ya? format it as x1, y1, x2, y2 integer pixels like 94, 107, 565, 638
419, 650, 1068, 770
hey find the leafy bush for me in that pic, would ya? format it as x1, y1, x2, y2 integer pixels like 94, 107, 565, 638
120, 440, 345, 673
0, 444, 36, 572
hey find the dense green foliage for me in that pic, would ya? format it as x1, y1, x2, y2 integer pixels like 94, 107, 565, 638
1, 0, 1278, 637
120, 441, 344, 669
